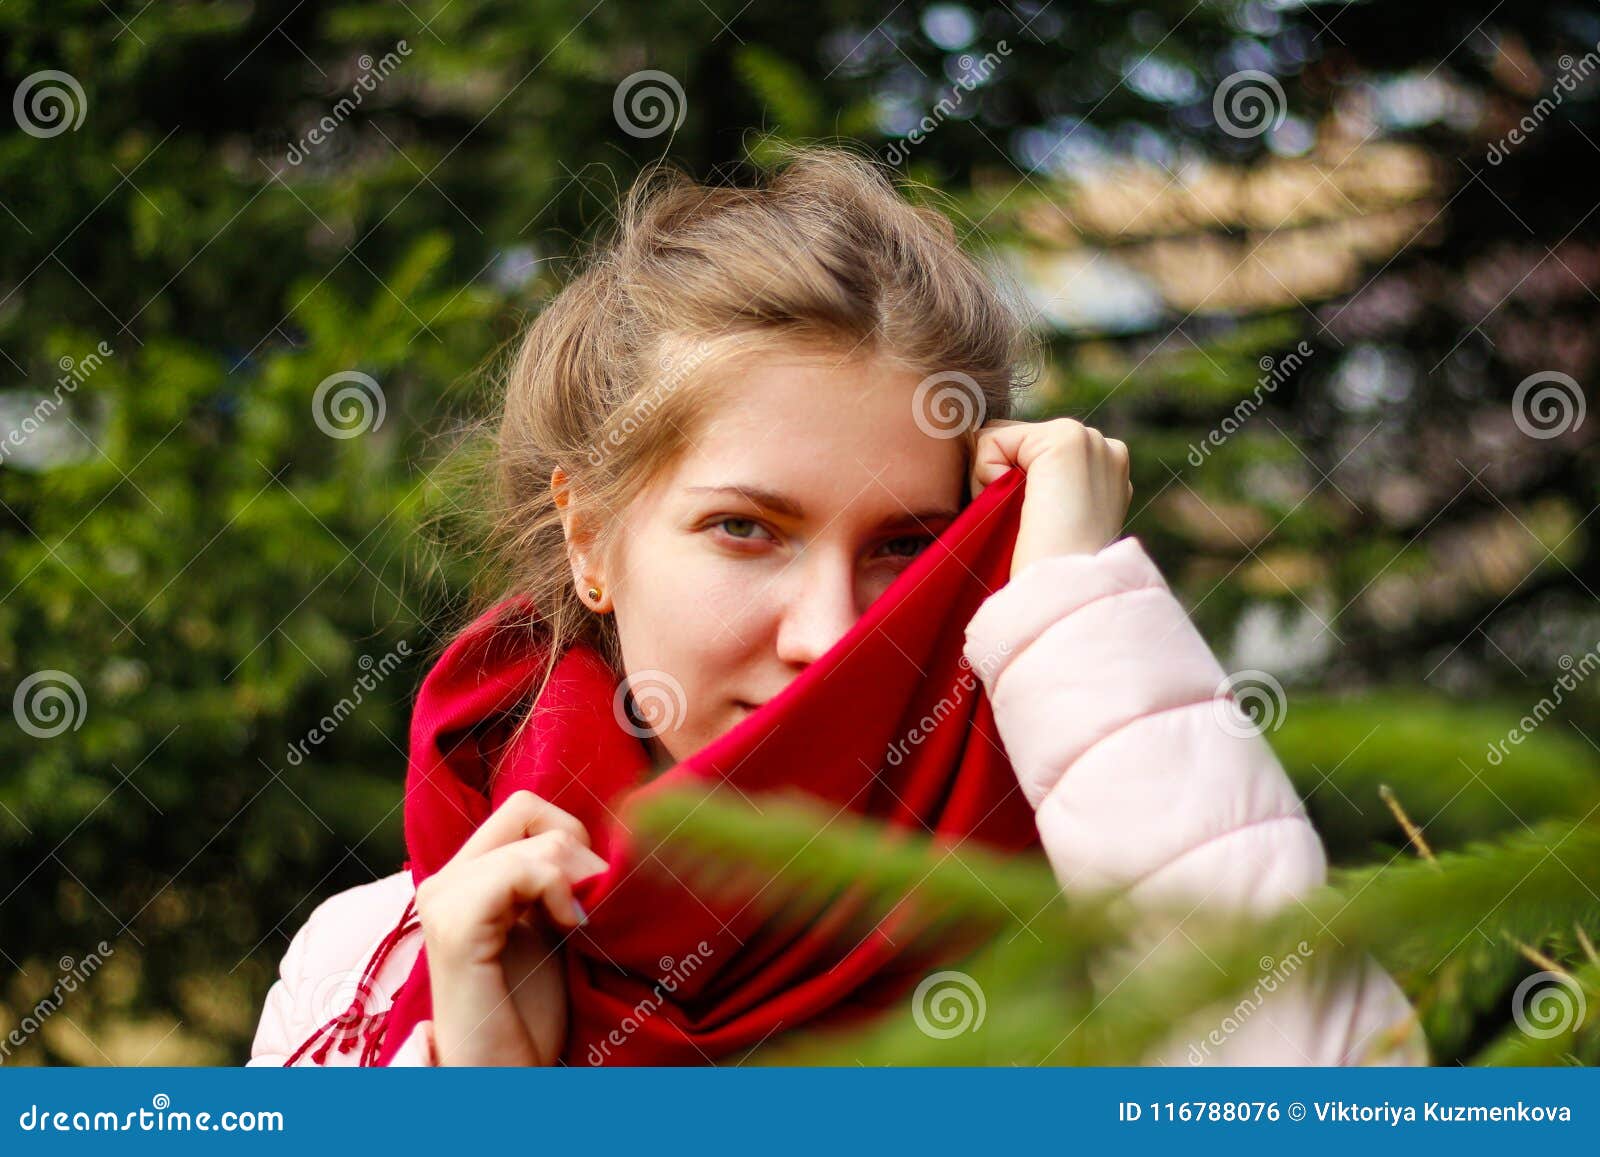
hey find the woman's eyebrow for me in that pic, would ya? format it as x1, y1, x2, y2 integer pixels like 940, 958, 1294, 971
685, 484, 804, 517
684, 484, 958, 526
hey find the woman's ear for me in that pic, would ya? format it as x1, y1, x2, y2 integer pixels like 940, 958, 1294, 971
552, 466, 612, 612
551, 466, 572, 522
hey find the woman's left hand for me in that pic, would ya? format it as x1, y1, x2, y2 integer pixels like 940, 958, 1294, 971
969, 418, 1133, 579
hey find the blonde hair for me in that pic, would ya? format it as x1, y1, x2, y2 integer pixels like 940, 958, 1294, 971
435, 144, 1035, 714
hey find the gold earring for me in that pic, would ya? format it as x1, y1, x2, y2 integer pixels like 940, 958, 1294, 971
586, 585, 601, 604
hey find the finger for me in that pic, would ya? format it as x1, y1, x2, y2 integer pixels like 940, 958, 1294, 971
422, 850, 558, 959
502, 833, 607, 927
417, 836, 604, 978
523, 861, 583, 930
536, 829, 610, 882
465, 844, 581, 930
448, 841, 577, 934
969, 420, 1037, 492
456, 790, 591, 864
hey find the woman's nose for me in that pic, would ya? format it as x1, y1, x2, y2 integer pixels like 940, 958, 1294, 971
773, 556, 861, 669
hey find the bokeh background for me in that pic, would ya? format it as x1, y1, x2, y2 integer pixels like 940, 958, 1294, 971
2, 0, 1598, 1064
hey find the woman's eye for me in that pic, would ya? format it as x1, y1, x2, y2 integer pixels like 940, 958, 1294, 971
706, 520, 932, 558
881, 535, 934, 560
713, 517, 770, 542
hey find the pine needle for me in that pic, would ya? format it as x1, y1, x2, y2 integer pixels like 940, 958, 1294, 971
1379, 784, 1437, 866
1577, 923, 1600, 969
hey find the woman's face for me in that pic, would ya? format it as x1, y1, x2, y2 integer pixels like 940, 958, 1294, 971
566, 350, 968, 771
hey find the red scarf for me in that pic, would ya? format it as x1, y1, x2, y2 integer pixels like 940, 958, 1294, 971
287, 465, 1043, 1066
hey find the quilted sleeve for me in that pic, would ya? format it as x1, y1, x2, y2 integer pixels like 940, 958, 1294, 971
244, 915, 313, 1067
963, 536, 1428, 1066
244, 871, 434, 1067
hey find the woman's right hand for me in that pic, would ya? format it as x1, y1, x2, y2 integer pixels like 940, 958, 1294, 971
412, 789, 609, 1066
969, 417, 1132, 577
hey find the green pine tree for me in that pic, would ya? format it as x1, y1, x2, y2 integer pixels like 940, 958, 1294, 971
629, 782, 1600, 1066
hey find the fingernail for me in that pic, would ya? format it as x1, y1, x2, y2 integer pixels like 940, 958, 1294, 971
572, 900, 589, 926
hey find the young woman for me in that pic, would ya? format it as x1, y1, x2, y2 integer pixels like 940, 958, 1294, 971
248, 147, 1428, 1068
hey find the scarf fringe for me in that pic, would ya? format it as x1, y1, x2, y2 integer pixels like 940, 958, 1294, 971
283, 883, 421, 1068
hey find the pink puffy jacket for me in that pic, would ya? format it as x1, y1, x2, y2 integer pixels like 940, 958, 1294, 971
247, 537, 1430, 1067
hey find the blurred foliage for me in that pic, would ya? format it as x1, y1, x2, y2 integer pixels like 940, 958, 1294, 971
1274, 692, 1600, 860
635, 787, 1600, 1066
1, 0, 1598, 1064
